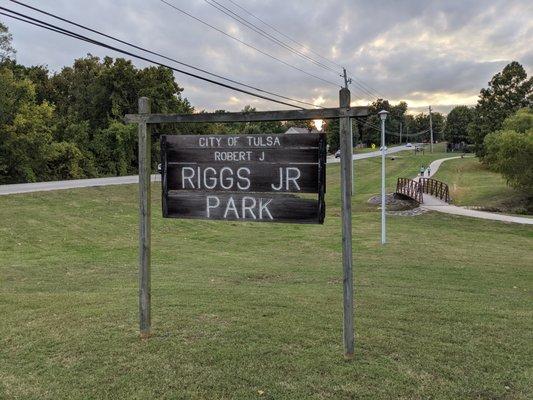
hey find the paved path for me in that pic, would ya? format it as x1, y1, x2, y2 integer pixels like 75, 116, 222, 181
414, 156, 533, 225
1, 145, 414, 196
0, 175, 161, 195
327, 144, 412, 163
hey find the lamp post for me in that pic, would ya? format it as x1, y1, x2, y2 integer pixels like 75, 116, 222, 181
378, 110, 389, 244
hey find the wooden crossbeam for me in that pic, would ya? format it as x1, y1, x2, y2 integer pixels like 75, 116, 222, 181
125, 106, 369, 124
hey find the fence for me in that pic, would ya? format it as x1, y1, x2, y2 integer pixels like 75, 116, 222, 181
395, 178, 423, 203
419, 178, 450, 203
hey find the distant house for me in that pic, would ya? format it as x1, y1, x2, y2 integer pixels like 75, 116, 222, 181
284, 127, 320, 134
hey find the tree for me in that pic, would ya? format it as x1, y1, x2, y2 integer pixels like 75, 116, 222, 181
324, 117, 340, 151
0, 67, 35, 127
91, 121, 137, 176
483, 108, 533, 192
0, 101, 58, 183
1, 59, 53, 104
444, 106, 474, 143
468, 62, 532, 156
0, 22, 15, 62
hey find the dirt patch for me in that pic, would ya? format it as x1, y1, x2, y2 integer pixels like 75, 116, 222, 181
368, 193, 419, 211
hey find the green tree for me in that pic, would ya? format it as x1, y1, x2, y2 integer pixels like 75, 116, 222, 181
483, 108, 533, 191
0, 22, 15, 62
91, 121, 138, 176
0, 101, 57, 183
0, 66, 89, 183
1, 59, 53, 104
444, 106, 474, 143
324, 118, 340, 152
469, 62, 532, 156
324, 118, 359, 153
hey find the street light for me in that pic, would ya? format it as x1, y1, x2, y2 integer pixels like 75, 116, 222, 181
378, 110, 389, 245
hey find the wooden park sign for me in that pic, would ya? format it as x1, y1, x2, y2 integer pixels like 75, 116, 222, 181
160, 133, 326, 223
126, 92, 368, 358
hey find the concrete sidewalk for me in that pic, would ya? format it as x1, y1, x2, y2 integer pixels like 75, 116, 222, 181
414, 156, 533, 225
1, 145, 414, 196
0, 175, 161, 196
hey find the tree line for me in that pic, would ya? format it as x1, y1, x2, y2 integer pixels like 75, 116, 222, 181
0, 23, 297, 184
1, 22, 531, 190
445, 61, 531, 192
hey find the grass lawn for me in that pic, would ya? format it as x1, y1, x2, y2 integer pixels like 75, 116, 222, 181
1, 151, 532, 399
434, 157, 532, 214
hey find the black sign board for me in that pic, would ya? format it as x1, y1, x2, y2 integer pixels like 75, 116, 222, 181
160, 133, 326, 223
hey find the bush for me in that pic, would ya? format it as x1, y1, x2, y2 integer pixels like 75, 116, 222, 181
483, 108, 533, 191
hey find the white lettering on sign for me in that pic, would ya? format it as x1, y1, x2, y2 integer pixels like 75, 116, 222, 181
196, 135, 282, 149
203, 167, 217, 189
224, 197, 239, 219
198, 137, 222, 147
206, 196, 220, 218
214, 151, 252, 161
205, 196, 274, 220
181, 166, 252, 190
271, 167, 301, 191
242, 196, 256, 219
220, 167, 234, 190
236, 168, 251, 190
247, 136, 281, 147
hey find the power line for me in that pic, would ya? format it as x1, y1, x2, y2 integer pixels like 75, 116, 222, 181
226, 0, 343, 72
6, 0, 321, 109
204, 0, 340, 76
0, 6, 310, 109
206, 0, 378, 101
348, 79, 381, 100
346, 69, 385, 100
157, 0, 341, 89
361, 120, 429, 137
224, 0, 384, 100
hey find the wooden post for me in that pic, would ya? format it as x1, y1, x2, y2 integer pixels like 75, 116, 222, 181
339, 88, 354, 358
138, 97, 151, 338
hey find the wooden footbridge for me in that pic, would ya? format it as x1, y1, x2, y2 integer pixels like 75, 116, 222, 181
395, 177, 450, 204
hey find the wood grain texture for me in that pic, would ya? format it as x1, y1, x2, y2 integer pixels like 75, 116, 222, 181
165, 191, 320, 223
138, 97, 151, 337
166, 148, 319, 164
125, 106, 369, 124
163, 133, 320, 149
166, 163, 319, 193
339, 88, 354, 358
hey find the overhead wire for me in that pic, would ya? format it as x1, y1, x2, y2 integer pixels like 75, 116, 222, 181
0, 6, 312, 109
226, 0, 344, 72
361, 119, 429, 137
203, 0, 341, 75
223, 0, 385, 100
6, 0, 322, 109
157, 0, 341, 89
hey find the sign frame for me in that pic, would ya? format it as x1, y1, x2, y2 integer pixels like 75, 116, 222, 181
125, 97, 368, 358
160, 133, 327, 224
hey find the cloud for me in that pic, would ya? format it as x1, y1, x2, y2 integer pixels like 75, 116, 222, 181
2, 0, 531, 114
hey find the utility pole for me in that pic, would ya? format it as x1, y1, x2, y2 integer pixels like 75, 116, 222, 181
339, 87, 354, 358
342, 68, 354, 193
378, 110, 389, 245
399, 121, 402, 144
429, 105, 434, 152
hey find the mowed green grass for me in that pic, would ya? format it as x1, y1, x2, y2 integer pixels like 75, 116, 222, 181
434, 157, 532, 214
1, 152, 532, 399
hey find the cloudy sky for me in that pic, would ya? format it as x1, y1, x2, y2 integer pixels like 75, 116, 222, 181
3, 0, 532, 114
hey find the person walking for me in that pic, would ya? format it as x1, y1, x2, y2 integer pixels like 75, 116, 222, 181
427, 166, 431, 177
420, 165, 425, 177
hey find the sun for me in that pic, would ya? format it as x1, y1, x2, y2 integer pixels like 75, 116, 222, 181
313, 119, 324, 131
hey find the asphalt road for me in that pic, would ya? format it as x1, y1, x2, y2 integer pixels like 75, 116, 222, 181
327, 144, 412, 163
0, 145, 413, 196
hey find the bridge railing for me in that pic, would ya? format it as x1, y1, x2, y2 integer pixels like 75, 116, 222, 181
396, 178, 423, 203
419, 178, 450, 203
